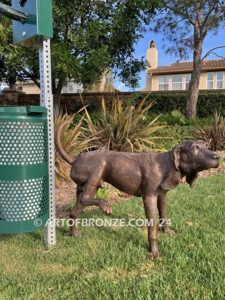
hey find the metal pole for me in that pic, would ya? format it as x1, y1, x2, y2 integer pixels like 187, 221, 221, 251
39, 38, 56, 246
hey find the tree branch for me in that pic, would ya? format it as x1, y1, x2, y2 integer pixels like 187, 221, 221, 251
21, 67, 40, 89
203, 5, 225, 36
165, 3, 195, 25
201, 46, 225, 61
201, 2, 217, 29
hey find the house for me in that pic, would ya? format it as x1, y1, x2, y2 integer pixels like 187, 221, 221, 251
16, 80, 83, 94
16, 70, 115, 94
144, 40, 225, 92
83, 70, 115, 92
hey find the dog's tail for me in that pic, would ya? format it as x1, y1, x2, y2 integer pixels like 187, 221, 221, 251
55, 120, 74, 165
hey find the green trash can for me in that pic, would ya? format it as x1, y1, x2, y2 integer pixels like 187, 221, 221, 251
0, 106, 49, 234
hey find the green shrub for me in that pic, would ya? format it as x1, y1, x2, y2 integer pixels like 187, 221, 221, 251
170, 110, 186, 125
156, 110, 187, 126
152, 125, 194, 150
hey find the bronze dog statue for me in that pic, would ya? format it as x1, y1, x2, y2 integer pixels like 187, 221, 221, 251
55, 120, 220, 258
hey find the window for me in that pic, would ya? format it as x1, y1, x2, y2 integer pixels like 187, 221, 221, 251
185, 74, 191, 90
216, 72, 223, 89
76, 83, 83, 93
158, 75, 169, 91
18, 86, 23, 92
68, 82, 74, 93
172, 74, 182, 90
207, 72, 214, 89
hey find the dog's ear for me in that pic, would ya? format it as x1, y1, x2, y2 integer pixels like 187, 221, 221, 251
160, 170, 181, 191
160, 145, 183, 191
186, 172, 199, 189
173, 145, 182, 170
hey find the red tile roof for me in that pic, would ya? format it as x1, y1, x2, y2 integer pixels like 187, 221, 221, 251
148, 59, 225, 74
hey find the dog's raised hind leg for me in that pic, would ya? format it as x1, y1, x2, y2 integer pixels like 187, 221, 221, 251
80, 181, 112, 215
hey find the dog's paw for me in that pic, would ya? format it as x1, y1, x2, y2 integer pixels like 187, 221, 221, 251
99, 200, 112, 215
157, 226, 175, 234
149, 250, 162, 260
64, 230, 82, 237
157, 225, 163, 232
163, 227, 176, 234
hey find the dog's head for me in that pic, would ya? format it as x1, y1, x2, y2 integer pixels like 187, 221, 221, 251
161, 140, 220, 190
175, 139, 220, 172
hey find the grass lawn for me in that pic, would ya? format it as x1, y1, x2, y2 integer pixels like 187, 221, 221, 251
0, 175, 224, 299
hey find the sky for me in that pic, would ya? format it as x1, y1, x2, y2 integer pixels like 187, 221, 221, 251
114, 25, 225, 92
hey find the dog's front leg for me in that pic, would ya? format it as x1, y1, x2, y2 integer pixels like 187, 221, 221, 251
143, 195, 161, 259
157, 192, 175, 234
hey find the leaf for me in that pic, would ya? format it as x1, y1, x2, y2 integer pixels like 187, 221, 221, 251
186, 222, 194, 226
139, 274, 148, 278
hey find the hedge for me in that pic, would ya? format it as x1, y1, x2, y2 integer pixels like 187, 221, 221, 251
127, 92, 225, 118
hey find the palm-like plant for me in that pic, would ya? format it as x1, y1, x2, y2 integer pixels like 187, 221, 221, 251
191, 112, 225, 151
81, 95, 166, 152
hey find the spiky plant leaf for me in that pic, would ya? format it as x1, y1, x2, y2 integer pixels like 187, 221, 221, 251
191, 112, 225, 151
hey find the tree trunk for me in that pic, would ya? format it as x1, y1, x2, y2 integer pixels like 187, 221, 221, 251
9, 83, 16, 90
53, 79, 64, 117
186, 27, 203, 120
54, 93, 61, 116
9, 77, 16, 90
186, 67, 201, 120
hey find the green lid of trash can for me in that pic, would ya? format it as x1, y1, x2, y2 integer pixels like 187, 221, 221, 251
0, 106, 49, 234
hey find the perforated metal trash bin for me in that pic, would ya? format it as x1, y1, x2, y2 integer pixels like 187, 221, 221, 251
0, 106, 49, 234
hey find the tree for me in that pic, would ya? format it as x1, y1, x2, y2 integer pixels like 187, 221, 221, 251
0, 17, 39, 89
152, 1, 225, 119
0, 1, 39, 89
0, 0, 160, 105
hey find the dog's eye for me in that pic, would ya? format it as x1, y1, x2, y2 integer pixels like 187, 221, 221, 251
194, 145, 199, 150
